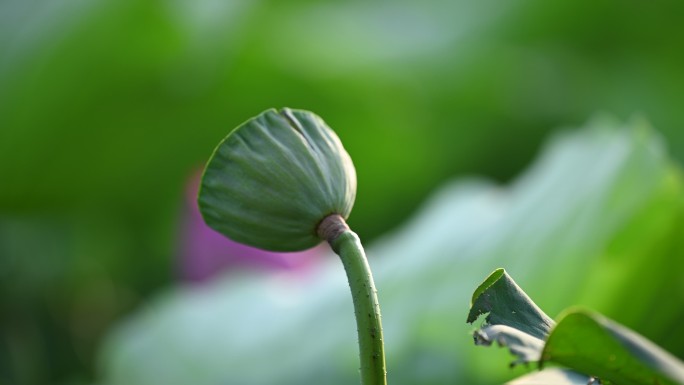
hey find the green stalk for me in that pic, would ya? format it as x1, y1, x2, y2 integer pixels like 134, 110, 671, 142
320, 215, 387, 385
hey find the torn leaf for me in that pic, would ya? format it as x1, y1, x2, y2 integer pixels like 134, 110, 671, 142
467, 268, 554, 340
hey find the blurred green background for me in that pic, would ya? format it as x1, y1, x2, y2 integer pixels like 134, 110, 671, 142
1, 0, 684, 384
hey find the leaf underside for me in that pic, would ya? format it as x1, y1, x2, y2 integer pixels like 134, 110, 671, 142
505, 368, 595, 385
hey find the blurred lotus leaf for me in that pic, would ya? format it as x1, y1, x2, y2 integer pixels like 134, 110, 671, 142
98, 117, 684, 385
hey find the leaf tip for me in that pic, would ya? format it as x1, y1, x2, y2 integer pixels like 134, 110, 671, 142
467, 268, 507, 324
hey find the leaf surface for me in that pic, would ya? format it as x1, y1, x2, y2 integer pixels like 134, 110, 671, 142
542, 310, 684, 385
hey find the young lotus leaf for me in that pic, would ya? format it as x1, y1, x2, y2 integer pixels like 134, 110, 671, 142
198, 108, 357, 251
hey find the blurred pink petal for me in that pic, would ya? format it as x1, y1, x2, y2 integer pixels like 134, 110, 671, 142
178, 170, 323, 283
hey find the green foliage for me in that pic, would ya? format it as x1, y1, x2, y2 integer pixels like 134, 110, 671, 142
4, 1, 684, 383
544, 310, 684, 385
3, 0, 684, 240
468, 269, 684, 384
98, 119, 684, 385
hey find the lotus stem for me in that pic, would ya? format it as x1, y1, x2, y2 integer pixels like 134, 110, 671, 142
318, 214, 387, 385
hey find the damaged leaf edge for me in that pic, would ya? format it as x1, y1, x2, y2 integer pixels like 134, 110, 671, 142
467, 268, 505, 324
